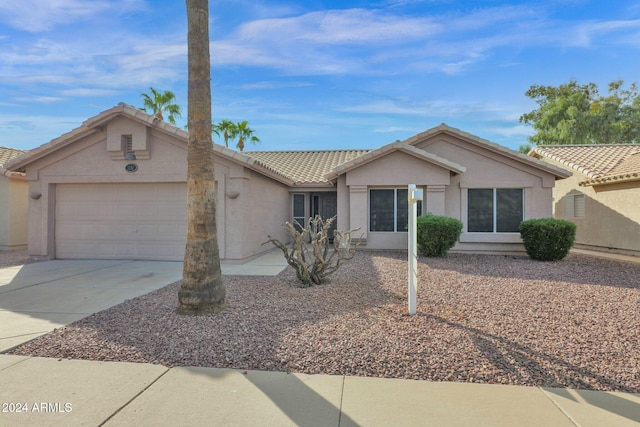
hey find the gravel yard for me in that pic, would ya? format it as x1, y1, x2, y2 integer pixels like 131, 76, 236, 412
0, 249, 35, 268
5, 251, 640, 393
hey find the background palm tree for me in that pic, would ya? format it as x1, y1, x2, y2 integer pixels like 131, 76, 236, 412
234, 120, 260, 152
141, 87, 182, 125
212, 119, 237, 147
179, 0, 225, 312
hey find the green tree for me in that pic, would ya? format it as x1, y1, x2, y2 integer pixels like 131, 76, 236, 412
519, 80, 640, 151
235, 120, 260, 152
141, 87, 182, 125
520, 80, 640, 152
212, 119, 237, 147
520, 80, 595, 147
179, 0, 225, 312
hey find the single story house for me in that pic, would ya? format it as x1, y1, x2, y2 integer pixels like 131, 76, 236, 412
530, 144, 640, 257
0, 147, 28, 251
6, 103, 570, 262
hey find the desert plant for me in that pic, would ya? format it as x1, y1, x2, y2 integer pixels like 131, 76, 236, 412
519, 218, 577, 261
416, 213, 463, 257
264, 215, 362, 286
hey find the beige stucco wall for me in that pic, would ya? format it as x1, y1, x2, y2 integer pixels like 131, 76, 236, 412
0, 175, 28, 250
21, 117, 289, 261
344, 151, 451, 249
339, 134, 560, 253
222, 168, 290, 262
542, 157, 640, 256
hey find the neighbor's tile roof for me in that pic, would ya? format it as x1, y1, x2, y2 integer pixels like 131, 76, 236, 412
530, 144, 640, 186
0, 147, 25, 167
246, 150, 371, 185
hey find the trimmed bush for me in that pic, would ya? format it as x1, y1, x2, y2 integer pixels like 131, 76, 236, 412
519, 218, 577, 261
416, 213, 463, 257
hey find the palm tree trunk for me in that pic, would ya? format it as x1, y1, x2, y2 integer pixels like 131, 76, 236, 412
179, 0, 225, 312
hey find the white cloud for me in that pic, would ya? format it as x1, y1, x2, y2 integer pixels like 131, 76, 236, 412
0, 0, 146, 32
13, 96, 64, 104
481, 125, 533, 138
210, 5, 640, 77
58, 88, 121, 97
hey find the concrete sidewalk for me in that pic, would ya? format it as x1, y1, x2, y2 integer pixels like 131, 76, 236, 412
0, 355, 638, 427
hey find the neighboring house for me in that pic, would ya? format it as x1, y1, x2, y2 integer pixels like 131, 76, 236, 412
530, 145, 640, 257
6, 103, 570, 262
0, 147, 28, 250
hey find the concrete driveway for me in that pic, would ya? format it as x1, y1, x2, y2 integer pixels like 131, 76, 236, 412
0, 250, 288, 353
0, 260, 183, 352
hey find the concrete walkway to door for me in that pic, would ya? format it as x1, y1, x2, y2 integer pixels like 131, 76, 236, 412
0, 250, 288, 352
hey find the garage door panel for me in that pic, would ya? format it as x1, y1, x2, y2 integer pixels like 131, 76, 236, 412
55, 183, 188, 261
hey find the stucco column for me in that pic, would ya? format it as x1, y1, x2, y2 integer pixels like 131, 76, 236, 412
426, 185, 446, 216
336, 175, 349, 230
349, 185, 368, 245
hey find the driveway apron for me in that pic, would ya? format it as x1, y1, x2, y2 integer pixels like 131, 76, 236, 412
0, 260, 183, 352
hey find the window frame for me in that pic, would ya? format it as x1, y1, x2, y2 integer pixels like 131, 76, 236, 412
467, 188, 524, 233
572, 194, 585, 218
292, 193, 306, 230
369, 187, 423, 233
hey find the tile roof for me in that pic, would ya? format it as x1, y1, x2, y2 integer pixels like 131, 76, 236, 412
530, 144, 640, 186
0, 146, 25, 167
245, 149, 371, 185
0, 147, 26, 179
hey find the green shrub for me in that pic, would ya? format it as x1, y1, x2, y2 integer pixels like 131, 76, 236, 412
416, 213, 463, 257
519, 218, 577, 261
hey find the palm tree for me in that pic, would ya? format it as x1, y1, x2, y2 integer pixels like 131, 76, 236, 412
141, 87, 182, 125
179, 0, 225, 312
212, 119, 237, 147
235, 120, 260, 152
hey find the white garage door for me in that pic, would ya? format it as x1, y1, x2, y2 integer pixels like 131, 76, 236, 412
55, 183, 187, 261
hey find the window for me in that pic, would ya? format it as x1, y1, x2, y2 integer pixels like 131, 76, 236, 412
573, 194, 585, 218
370, 188, 422, 232
468, 188, 523, 232
293, 194, 305, 230
121, 134, 133, 154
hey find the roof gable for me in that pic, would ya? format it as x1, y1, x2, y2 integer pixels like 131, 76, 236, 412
530, 144, 640, 186
325, 140, 466, 182
4, 104, 295, 186
409, 123, 572, 179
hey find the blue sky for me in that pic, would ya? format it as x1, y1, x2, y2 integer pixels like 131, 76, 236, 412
2, 0, 640, 152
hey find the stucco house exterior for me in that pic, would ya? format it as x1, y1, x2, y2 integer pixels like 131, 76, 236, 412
0, 147, 28, 251
530, 145, 640, 257
6, 103, 570, 261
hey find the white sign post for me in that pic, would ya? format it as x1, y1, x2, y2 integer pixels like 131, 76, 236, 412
407, 184, 422, 315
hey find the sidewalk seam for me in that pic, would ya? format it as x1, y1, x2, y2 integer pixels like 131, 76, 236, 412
538, 387, 580, 427
0, 354, 32, 372
338, 375, 346, 426
97, 365, 172, 426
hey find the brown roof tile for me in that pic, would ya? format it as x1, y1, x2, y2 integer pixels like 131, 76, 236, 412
530, 144, 640, 185
246, 150, 371, 185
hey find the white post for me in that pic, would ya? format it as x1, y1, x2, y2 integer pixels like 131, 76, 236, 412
407, 184, 422, 315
